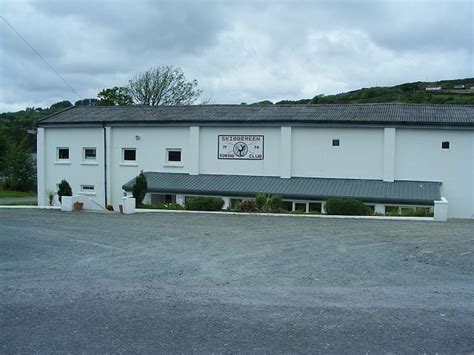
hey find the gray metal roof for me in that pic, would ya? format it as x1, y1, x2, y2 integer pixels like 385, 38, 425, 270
122, 172, 442, 205
39, 104, 474, 127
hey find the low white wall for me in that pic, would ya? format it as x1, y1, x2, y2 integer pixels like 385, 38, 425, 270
434, 197, 448, 222
122, 196, 136, 214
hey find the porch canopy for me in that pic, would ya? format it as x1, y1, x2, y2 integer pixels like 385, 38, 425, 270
123, 172, 441, 205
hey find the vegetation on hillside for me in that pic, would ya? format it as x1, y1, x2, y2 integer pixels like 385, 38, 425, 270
252, 78, 474, 105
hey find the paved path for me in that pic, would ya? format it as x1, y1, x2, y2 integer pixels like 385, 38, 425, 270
1, 209, 473, 353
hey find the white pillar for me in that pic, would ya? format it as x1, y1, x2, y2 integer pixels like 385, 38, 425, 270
280, 126, 292, 178
321, 201, 327, 214
143, 193, 151, 205
375, 204, 385, 215
105, 126, 112, 206
383, 128, 396, 182
222, 197, 230, 210
36, 127, 46, 206
176, 194, 185, 206
471, 134, 474, 219
189, 126, 200, 175
434, 197, 448, 222
122, 197, 136, 214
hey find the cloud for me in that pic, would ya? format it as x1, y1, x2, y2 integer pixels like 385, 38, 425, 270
0, 0, 472, 111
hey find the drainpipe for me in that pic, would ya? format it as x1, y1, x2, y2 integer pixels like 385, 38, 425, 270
103, 124, 108, 207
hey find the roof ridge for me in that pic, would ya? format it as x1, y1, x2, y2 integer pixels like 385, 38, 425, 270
70, 103, 474, 108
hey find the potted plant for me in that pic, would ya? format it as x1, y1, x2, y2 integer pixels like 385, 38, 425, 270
73, 201, 84, 211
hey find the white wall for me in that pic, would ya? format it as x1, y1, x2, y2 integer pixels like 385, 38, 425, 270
291, 127, 385, 179
41, 124, 474, 218
42, 127, 104, 209
395, 129, 474, 218
109, 127, 190, 207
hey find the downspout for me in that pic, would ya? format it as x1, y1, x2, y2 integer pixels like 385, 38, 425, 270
103, 124, 108, 207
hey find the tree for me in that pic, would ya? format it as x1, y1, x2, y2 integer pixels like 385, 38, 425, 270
97, 87, 133, 106
2, 143, 35, 191
50, 101, 73, 110
57, 179, 72, 203
128, 66, 202, 106
132, 171, 148, 206
75, 98, 99, 107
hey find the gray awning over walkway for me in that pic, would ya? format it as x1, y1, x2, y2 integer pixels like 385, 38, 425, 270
123, 172, 442, 205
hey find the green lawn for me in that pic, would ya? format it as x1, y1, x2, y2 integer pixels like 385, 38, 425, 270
0, 190, 37, 198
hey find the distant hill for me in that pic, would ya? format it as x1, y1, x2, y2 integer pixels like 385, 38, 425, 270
252, 78, 474, 105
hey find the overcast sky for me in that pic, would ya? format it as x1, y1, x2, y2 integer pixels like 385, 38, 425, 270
0, 0, 473, 112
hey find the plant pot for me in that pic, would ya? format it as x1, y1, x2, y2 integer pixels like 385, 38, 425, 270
73, 202, 84, 211
119, 204, 124, 214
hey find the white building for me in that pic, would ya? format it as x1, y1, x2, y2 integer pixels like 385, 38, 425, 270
37, 104, 474, 219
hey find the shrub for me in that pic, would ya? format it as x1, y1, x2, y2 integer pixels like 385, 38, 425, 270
47, 190, 55, 206
1, 177, 12, 191
325, 199, 370, 216
385, 206, 433, 217
185, 196, 224, 211
399, 208, 433, 217
2, 144, 35, 192
256, 193, 269, 210
57, 179, 72, 203
132, 171, 148, 206
255, 193, 284, 212
268, 195, 284, 212
156, 202, 183, 210
239, 199, 258, 212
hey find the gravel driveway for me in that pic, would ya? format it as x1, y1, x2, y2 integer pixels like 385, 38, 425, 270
1, 209, 473, 353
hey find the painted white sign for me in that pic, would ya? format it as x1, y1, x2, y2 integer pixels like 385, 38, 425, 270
218, 135, 264, 160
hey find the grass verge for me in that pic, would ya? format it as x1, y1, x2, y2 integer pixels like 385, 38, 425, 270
0, 190, 37, 198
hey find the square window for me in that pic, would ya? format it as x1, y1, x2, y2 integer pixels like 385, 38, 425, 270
167, 149, 182, 162
123, 148, 136, 161
442, 141, 450, 149
332, 139, 340, 146
57, 148, 69, 160
83, 148, 96, 160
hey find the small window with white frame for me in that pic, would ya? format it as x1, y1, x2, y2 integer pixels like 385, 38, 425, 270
122, 148, 136, 162
57, 147, 69, 160
80, 185, 95, 193
166, 148, 182, 163
83, 147, 97, 160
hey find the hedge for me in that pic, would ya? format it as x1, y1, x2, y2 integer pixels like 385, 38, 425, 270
239, 199, 258, 212
185, 196, 225, 211
325, 199, 370, 216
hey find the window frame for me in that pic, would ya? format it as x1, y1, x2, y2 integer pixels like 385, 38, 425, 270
164, 148, 183, 167
80, 184, 96, 195
166, 148, 182, 162
122, 148, 137, 162
57, 147, 70, 161
83, 147, 97, 161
